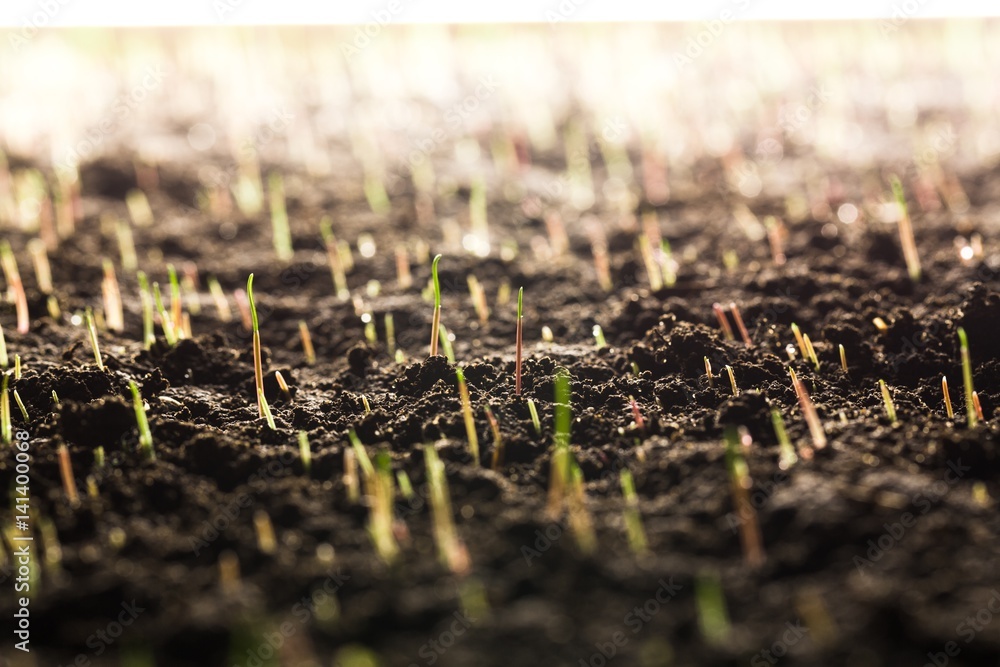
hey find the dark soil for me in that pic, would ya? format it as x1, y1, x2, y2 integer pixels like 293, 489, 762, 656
3, 22, 1000, 667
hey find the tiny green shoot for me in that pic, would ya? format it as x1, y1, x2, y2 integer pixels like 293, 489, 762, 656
839, 344, 848, 374
348, 429, 374, 481
485, 405, 504, 470
137, 271, 155, 349
515, 287, 523, 396
58, 444, 79, 505
729, 302, 752, 346
0, 319, 6, 368
167, 263, 183, 336
725, 426, 765, 567
368, 450, 399, 564
13, 389, 28, 423
85, 308, 104, 371
438, 324, 455, 364
152, 282, 177, 346
456, 367, 480, 465
725, 365, 738, 396
771, 409, 797, 469
593, 324, 606, 349
246, 274, 276, 430
396, 470, 414, 499
268, 173, 293, 262
129, 380, 154, 460
424, 444, 469, 574
298, 431, 311, 473
619, 468, 648, 555
879, 380, 897, 423
942, 376, 954, 420
958, 327, 977, 428
429, 254, 442, 356
208, 277, 232, 322
527, 398, 541, 435
299, 320, 316, 365
890, 175, 922, 282
0, 373, 10, 444
695, 571, 731, 645
713, 303, 734, 341
12, 354, 19, 380
704, 356, 714, 387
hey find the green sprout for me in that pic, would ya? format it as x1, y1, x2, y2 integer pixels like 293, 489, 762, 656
724, 426, 765, 567
942, 376, 954, 420
298, 431, 311, 473
424, 445, 469, 574
771, 409, 797, 470
0, 318, 6, 368
527, 398, 541, 435
456, 367, 480, 465
890, 175, 922, 282
151, 282, 177, 346
208, 276, 232, 322
384, 313, 396, 359
246, 274, 276, 430
129, 380, 154, 460
429, 254, 442, 357
619, 468, 648, 555
13, 354, 19, 381
368, 450, 399, 564
167, 263, 183, 337
1, 373, 10, 444
396, 470, 414, 500
695, 571, 731, 645
879, 379, 897, 424
137, 271, 155, 349
438, 324, 455, 364
268, 173, 293, 262
85, 308, 104, 371
13, 389, 28, 423
958, 327, 977, 428
320, 217, 350, 300
515, 287, 524, 396
592, 324, 607, 349
348, 428, 374, 481
299, 320, 316, 365
547, 369, 573, 513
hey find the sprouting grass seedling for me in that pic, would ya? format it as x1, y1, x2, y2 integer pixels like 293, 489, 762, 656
0, 241, 29, 333
384, 314, 396, 359
839, 344, 848, 374
102, 259, 124, 332
344, 449, 359, 503
771, 409, 798, 468
0, 319, 7, 368
348, 429, 374, 481
547, 369, 573, 514
619, 468, 648, 555
467, 275, 489, 325
299, 320, 316, 365
485, 405, 504, 470
246, 274, 276, 430
790, 323, 807, 359
129, 380, 154, 460
456, 367, 480, 465
253, 510, 277, 555
724, 426, 765, 567
268, 173, 293, 262
660, 240, 677, 288
319, 218, 350, 300
275, 371, 292, 402
361, 394, 371, 414
515, 287, 524, 396
58, 444, 79, 505
396, 470, 414, 500
207, 277, 232, 322
593, 324, 607, 349
1, 373, 10, 444
942, 376, 954, 419
890, 175, 922, 282
13, 389, 28, 423
725, 365, 738, 396
973, 392, 985, 422
152, 282, 178, 346
438, 324, 456, 364
137, 271, 155, 349
368, 451, 400, 564
167, 264, 184, 337
713, 303, 734, 341
803, 333, 820, 371
879, 380, 897, 423
27, 238, 53, 294
85, 308, 104, 371
116, 218, 137, 272
729, 303, 752, 346
297, 431, 311, 473
790, 369, 827, 449
94, 446, 105, 469
630, 396, 645, 432
395, 245, 412, 289
638, 233, 663, 291
13, 354, 19, 380
567, 459, 596, 555
704, 356, 714, 387
958, 327, 977, 428
429, 254, 442, 357
695, 571, 731, 646
527, 398, 541, 435
424, 445, 470, 574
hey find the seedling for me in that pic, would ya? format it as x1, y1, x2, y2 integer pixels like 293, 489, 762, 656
102, 259, 124, 332
515, 287, 524, 396
456, 367, 480, 465
729, 303, 752, 346
791, 370, 827, 449
126, 189, 153, 227
116, 218, 137, 272
27, 238, 53, 294
348, 429, 374, 481
771, 409, 798, 469
370, 460, 411, 573
424, 445, 470, 574
246, 274, 276, 430
299, 431, 312, 475
0, 374, 10, 444
395, 246, 412, 289
0, 319, 6, 368
725, 365, 738, 396
638, 234, 663, 291
361, 395, 371, 414
13, 354, 19, 380
207, 277, 232, 322
152, 282, 178, 346
253, 510, 277, 555
942, 376, 954, 419
839, 344, 848, 374
619, 468, 648, 555
384, 314, 396, 359
547, 369, 573, 514
429, 254, 442, 357
567, 459, 596, 555
167, 264, 184, 336
660, 240, 677, 288
630, 396, 645, 432
879, 380, 897, 423
527, 398, 541, 435
299, 320, 316, 365
695, 571, 731, 645
0, 241, 29, 333
765, 215, 786, 265
268, 173, 293, 262
724, 426, 765, 567
713, 303, 734, 341
958, 328, 977, 428
790, 323, 807, 359
593, 325, 607, 349
137, 271, 155, 349
275, 371, 292, 402
396, 470, 414, 499
129, 380, 154, 460
973, 392, 985, 422
438, 324, 455, 364
704, 356, 714, 387
58, 444, 79, 505
804, 334, 820, 371
320, 218, 350, 300
94, 446, 105, 469
85, 308, 104, 371
13, 389, 28, 423
344, 449, 359, 503
467, 275, 490, 325
890, 175, 922, 282
485, 405, 504, 470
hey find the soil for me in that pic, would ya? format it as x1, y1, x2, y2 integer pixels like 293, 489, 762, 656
3, 22, 1000, 667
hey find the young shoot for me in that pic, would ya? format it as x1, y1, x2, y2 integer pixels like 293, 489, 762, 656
0, 319, 7, 368
958, 327, 977, 428
13, 354, 19, 380
704, 356, 714, 388
724, 426, 765, 567
725, 365, 738, 397
348, 429, 374, 482
137, 271, 155, 349
713, 303, 734, 341
13, 389, 28, 423
695, 571, 731, 645
467, 275, 489, 325
942, 376, 954, 420
1, 374, 10, 444
384, 313, 396, 359
790, 323, 807, 359
85, 308, 104, 371
630, 396, 645, 432
424, 445, 470, 574
973, 392, 985, 422
619, 468, 648, 555
0, 241, 29, 333
299, 431, 312, 475
456, 367, 480, 465
839, 344, 848, 374
275, 371, 292, 402
879, 380, 897, 424
253, 510, 277, 555
791, 371, 827, 449
129, 380, 154, 460
27, 238, 53, 294
58, 444, 79, 505
246, 274, 276, 430
515, 287, 524, 396
593, 324, 607, 349
547, 369, 573, 514
320, 218, 350, 300
299, 320, 316, 365
527, 398, 541, 436
102, 259, 124, 332
167, 264, 183, 337
429, 254, 442, 357
771, 409, 798, 469
438, 324, 456, 364
729, 303, 752, 346
485, 405, 504, 470
152, 282, 178, 346
395, 246, 412, 289
368, 450, 399, 564
890, 175, 921, 282
567, 459, 596, 555
208, 277, 232, 322
268, 173, 293, 262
